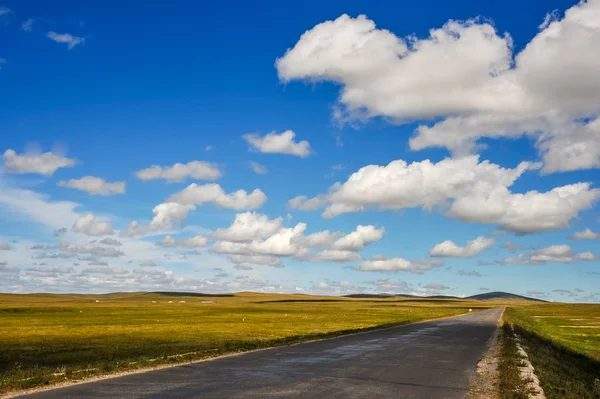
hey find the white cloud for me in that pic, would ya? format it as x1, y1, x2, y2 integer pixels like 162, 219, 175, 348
0, 185, 80, 231
288, 195, 328, 211
357, 257, 444, 274
99, 238, 122, 246
213, 223, 308, 257
72, 214, 114, 236
169, 183, 267, 210
2, 149, 75, 176
124, 183, 266, 237
448, 182, 600, 235
430, 236, 495, 258
22, 18, 33, 32
228, 254, 282, 267
55, 241, 125, 257
135, 161, 221, 183
302, 249, 363, 262
504, 244, 597, 264
26, 266, 74, 278
0, 7, 12, 16
211, 213, 384, 264
212, 212, 283, 242
0, 58, 6, 70
58, 176, 126, 196
330, 225, 385, 251
47, 32, 85, 49
156, 235, 209, 248
291, 156, 599, 234
249, 161, 268, 174
277, 2, 600, 173
306, 156, 535, 216
243, 130, 311, 157
123, 203, 194, 237
139, 260, 157, 267
0, 242, 11, 250
570, 228, 600, 240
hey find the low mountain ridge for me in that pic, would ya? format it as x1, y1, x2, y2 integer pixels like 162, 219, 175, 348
344, 291, 546, 302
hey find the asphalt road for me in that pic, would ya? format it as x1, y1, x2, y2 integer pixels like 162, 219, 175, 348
18, 307, 503, 399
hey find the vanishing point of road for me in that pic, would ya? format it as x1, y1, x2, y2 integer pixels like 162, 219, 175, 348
17, 307, 503, 399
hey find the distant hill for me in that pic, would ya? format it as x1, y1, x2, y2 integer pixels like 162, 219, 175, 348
345, 294, 396, 299
345, 291, 546, 302
152, 291, 234, 298
465, 291, 546, 302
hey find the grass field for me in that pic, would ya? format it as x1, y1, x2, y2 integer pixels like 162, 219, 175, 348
503, 304, 600, 399
0, 291, 482, 395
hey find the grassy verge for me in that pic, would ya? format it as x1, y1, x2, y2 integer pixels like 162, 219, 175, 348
504, 306, 600, 399
0, 292, 481, 396
498, 323, 530, 399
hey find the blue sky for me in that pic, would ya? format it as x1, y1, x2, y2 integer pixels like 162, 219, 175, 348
0, 0, 599, 302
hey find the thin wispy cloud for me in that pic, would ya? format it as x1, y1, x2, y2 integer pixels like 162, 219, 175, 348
47, 31, 85, 49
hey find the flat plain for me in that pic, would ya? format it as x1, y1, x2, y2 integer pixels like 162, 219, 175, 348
3, 292, 600, 398
503, 304, 600, 399
0, 292, 482, 396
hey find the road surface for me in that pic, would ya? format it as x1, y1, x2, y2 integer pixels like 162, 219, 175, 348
18, 307, 503, 399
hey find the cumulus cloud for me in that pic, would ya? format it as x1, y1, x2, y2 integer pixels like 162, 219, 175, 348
277, 2, 600, 173
243, 130, 311, 157
357, 257, 443, 274
156, 235, 209, 248
139, 260, 157, 267
430, 236, 495, 258
213, 223, 308, 257
211, 213, 384, 265
301, 249, 363, 262
504, 244, 597, 264
135, 161, 221, 183
169, 183, 267, 210
570, 228, 600, 240
212, 212, 283, 242
123, 203, 194, 237
292, 225, 385, 251
47, 32, 85, 49
2, 149, 75, 176
99, 238, 122, 246
329, 225, 385, 251
58, 176, 125, 196
55, 241, 125, 257
0, 242, 11, 250
124, 184, 268, 237
288, 195, 328, 211
72, 214, 114, 236
249, 161, 268, 174
228, 254, 282, 267
26, 266, 74, 278
290, 156, 599, 234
